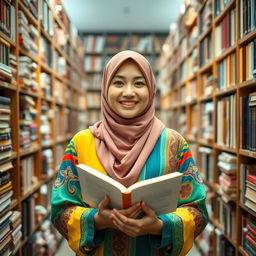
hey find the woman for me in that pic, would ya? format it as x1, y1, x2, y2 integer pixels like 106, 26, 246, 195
51, 50, 208, 256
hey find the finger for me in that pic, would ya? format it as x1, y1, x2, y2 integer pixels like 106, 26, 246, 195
129, 207, 143, 219
113, 209, 139, 227
119, 202, 141, 216
112, 215, 140, 236
98, 195, 109, 211
113, 220, 136, 237
141, 202, 156, 217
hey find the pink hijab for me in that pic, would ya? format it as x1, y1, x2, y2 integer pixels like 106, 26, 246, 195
89, 50, 165, 187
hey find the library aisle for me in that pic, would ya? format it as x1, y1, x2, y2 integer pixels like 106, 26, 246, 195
0, 0, 255, 255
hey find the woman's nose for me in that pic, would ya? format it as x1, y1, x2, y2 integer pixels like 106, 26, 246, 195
123, 84, 135, 96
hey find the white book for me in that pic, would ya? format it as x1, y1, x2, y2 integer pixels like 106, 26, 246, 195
77, 164, 183, 216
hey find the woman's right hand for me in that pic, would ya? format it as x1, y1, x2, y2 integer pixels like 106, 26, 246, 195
94, 195, 142, 230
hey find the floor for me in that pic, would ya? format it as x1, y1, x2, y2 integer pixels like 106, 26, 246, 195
55, 238, 201, 255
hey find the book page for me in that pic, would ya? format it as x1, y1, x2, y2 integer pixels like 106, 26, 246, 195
77, 164, 127, 209
130, 173, 182, 215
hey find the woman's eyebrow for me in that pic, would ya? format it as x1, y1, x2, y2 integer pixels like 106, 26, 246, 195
113, 75, 125, 79
134, 76, 145, 80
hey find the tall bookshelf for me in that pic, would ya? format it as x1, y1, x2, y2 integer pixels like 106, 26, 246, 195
0, 0, 87, 255
81, 31, 166, 126
159, 0, 256, 255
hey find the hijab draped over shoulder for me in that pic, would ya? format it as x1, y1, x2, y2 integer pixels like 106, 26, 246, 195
89, 50, 165, 187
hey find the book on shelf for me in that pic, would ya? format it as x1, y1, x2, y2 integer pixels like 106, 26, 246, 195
240, 92, 256, 152
199, 33, 212, 67
76, 164, 182, 216
240, 0, 256, 38
199, 146, 213, 182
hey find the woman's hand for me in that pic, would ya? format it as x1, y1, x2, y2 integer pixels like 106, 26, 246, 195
94, 196, 142, 230
111, 202, 163, 237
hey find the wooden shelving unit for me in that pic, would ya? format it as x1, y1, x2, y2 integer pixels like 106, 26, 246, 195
158, 0, 256, 255
0, 0, 88, 255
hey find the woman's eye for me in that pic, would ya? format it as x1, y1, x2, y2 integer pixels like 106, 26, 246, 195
113, 81, 124, 86
135, 81, 145, 87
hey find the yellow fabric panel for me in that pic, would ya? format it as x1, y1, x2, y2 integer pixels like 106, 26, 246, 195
67, 206, 89, 256
73, 129, 106, 175
174, 208, 195, 256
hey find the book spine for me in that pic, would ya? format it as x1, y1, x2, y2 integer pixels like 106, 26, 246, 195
122, 192, 131, 209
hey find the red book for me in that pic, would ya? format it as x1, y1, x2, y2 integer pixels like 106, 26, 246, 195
247, 174, 256, 184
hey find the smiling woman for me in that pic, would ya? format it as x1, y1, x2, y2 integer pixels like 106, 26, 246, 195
107, 59, 149, 119
51, 50, 208, 256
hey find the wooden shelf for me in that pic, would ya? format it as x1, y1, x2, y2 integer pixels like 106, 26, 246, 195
238, 79, 256, 89
0, 1, 87, 254
214, 144, 237, 154
0, 31, 16, 47
239, 203, 256, 218
238, 29, 256, 46
214, 85, 237, 97
215, 45, 237, 63
239, 149, 256, 159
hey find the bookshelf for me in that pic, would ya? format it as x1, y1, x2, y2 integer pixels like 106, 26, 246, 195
158, 0, 256, 255
81, 31, 166, 126
0, 0, 87, 255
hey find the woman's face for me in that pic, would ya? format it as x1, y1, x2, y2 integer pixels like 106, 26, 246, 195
107, 59, 149, 119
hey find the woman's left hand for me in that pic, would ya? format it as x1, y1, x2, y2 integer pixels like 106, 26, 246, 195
111, 201, 163, 237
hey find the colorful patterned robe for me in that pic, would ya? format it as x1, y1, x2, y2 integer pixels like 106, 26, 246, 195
51, 128, 208, 256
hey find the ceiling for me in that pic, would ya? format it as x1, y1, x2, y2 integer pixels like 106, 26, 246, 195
62, 0, 184, 33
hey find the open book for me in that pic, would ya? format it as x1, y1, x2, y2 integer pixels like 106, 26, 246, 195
76, 164, 182, 216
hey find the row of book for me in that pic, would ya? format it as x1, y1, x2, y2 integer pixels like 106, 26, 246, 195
214, 0, 232, 17
217, 52, 237, 90
0, 0, 16, 42
215, 8, 236, 58
0, 96, 12, 161
39, 0, 54, 37
199, 33, 212, 68
241, 213, 256, 255
22, 0, 38, 19
198, 0, 212, 35
19, 55, 38, 92
240, 92, 256, 152
240, 0, 256, 38
0, 157, 22, 255
83, 34, 166, 54
216, 94, 237, 148
240, 163, 256, 212
0, 39, 12, 79
18, 9, 38, 57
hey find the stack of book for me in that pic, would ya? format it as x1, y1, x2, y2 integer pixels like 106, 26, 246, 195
241, 213, 256, 256
18, 10, 38, 57
53, 79, 63, 103
19, 95, 38, 149
0, 96, 12, 161
10, 211, 22, 255
18, 56, 38, 92
40, 100, 53, 147
240, 163, 256, 211
196, 223, 214, 256
0, 165, 13, 255
9, 53, 17, 86
217, 152, 237, 202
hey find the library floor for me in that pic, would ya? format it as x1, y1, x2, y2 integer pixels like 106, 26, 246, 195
55, 239, 201, 255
